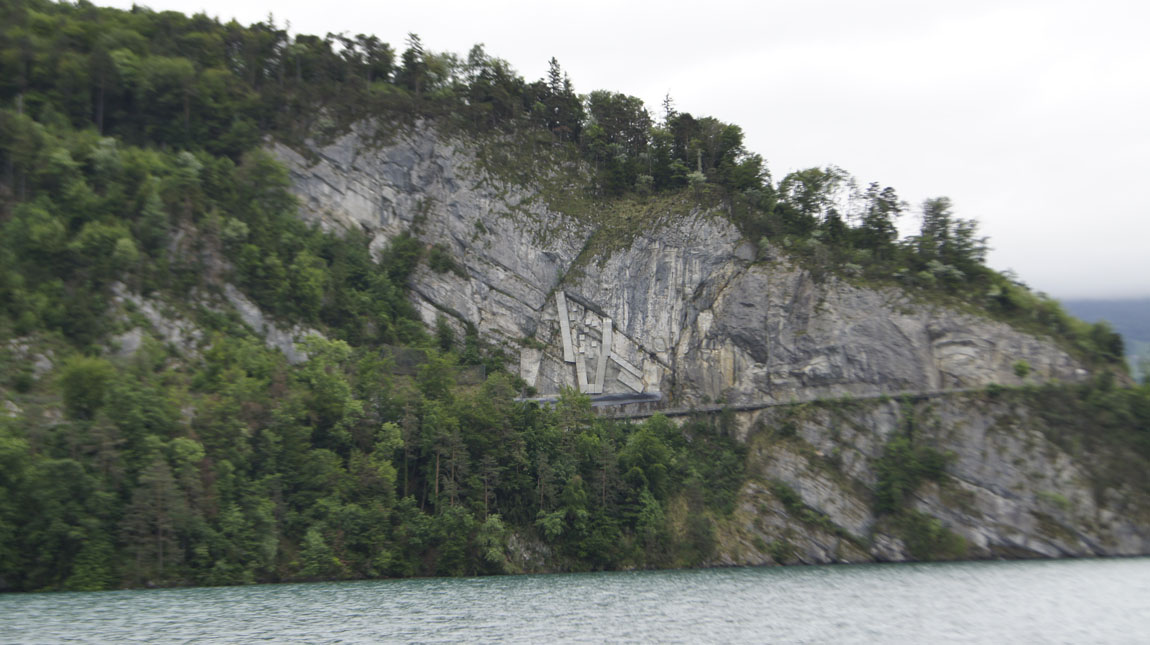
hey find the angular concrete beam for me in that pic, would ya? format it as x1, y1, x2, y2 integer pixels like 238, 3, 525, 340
617, 369, 643, 392
594, 318, 612, 393
643, 360, 661, 393
556, 291, 574, 363
519, 347, 542, 388
610, 353, 643, 379
575, 350, 589, 392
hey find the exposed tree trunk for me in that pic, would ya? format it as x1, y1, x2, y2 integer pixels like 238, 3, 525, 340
433, 451, 440, 507
449, 444, 455, 506
402, 448, 409, 498
95, 80, 105, 135
601, 467, 606, 506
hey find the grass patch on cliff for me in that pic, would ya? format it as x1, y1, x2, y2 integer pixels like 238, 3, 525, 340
884, 510, 968, 561
460, 127, 723, 279
565, 192, 701, 275
464, 127, 595, 220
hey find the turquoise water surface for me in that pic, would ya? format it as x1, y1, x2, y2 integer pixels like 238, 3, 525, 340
3, 557, 1149, 643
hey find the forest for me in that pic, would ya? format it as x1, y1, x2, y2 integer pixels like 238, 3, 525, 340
0, 0, 1141, 591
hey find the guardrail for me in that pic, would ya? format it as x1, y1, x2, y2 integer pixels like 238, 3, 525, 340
518, 386, 991, 420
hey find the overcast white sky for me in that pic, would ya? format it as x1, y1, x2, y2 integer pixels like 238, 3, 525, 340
104, 0, 1150, 298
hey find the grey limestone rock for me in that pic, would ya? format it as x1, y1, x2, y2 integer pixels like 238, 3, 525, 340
271, 123, 1148, 565
722, 396, 1150, 563
275, 124, 1087, 406
110, 282, 204, 354
222, 284, 319, 365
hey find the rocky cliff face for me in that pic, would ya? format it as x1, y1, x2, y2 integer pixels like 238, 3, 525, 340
712, 394, 1150, 564
271, 124, 1149, 562
274, 124, 1087, 408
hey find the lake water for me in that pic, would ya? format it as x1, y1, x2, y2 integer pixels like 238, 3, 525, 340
3, 558, 1149, 643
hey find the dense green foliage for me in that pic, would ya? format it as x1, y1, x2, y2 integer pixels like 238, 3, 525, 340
0, 1, 1139, 591
0, 84, 745, 587
0, 0, 755, 591
1, 322, 749, 590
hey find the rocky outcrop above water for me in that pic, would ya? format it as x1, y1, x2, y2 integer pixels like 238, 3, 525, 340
712, 394, 1150, 563
269, 123, 1148, 564
273, 124, 1087, 408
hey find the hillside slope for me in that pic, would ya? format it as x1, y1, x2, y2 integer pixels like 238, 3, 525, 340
1, 1, 1147, 592
270, 124, 1150, 567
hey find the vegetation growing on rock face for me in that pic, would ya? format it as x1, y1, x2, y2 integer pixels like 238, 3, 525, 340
0, 0, 1143, 591
869, 402, 967, 560
873, 403, 951, 515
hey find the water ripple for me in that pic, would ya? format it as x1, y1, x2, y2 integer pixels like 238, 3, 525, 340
3, 558, 1150, 643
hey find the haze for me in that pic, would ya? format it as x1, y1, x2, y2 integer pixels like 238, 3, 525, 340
100, 0, 1150, 299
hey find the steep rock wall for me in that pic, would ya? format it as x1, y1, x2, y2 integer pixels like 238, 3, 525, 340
711, 394, 1150, 564
274, 125, 1088, 407
270, 124, 1150, 566
273, 123, 591, 351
